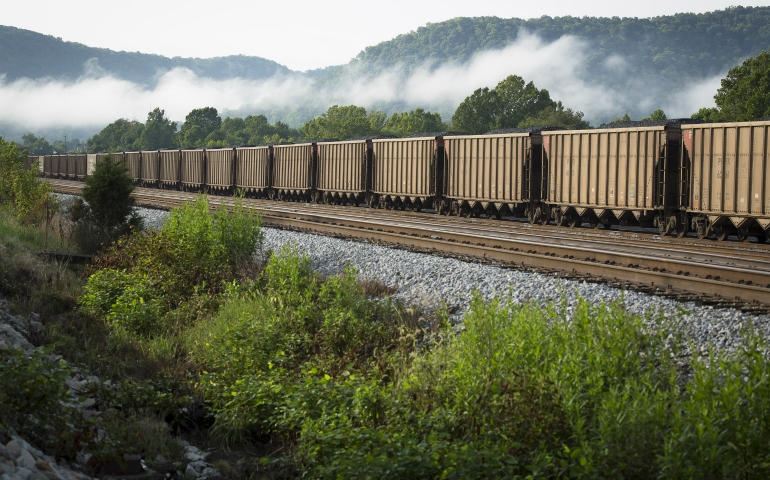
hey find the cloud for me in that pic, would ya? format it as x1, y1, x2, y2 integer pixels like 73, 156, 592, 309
0, 31, 722, 135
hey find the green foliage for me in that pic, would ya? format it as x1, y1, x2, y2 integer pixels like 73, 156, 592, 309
208, 114, 301, 147
301, 105, 379, 140
69, 154, 140, 253
179, 107, 222, 147
608, 113, 632, 124
451, 87, 499, 134
354, 8, 770, 107
452, 75, 565, 134
194, 246, 406, 443
82, 156, 138, 230
138, 108, 177, 149
382, 108, 448, 136
81, 195, 262, 336
519, 101, 591, 130
692, 107, 726, 123
715, 49, 770, 121
661, 339, 770, 478
86, 119, 144, 153
643, 109, 668, 121
0, 25, 289, 85
21, 132, 53, 155
0, 348, 89, 458
0, 137, 52, 223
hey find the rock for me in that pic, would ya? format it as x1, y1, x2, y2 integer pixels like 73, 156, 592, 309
15, 450, 36, 470
4, 442, 21, 460
184, 452, 201, 462
184, 464, 200, 478
15, 469, 33, 480
28, 474, 48, 480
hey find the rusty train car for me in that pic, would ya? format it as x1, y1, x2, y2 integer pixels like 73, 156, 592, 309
31, 119, 770, 242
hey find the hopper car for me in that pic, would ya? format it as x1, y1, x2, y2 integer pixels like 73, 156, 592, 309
26, 119, 770, 242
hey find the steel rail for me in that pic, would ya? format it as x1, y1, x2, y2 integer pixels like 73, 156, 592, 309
47, 180, 770, 307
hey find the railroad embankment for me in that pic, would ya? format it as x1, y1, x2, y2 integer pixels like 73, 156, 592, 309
3, 189, 770, 478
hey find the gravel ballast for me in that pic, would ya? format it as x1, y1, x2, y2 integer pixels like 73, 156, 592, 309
260, 228, 770, 356
54, 193, 770, 355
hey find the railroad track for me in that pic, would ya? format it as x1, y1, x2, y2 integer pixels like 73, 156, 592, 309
48, 179, 770, 310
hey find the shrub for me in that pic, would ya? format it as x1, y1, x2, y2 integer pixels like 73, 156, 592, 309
81, 194, 262, 337
69, 155, 142, 253
0, 138, 51, 223
0, 348, 92, 458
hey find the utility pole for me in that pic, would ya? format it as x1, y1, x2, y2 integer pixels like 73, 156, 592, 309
64, 135, 67, 154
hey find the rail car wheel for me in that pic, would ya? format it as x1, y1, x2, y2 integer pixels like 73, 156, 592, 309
736, 228, 749, 242
588, 219, 599, 229
553, 209, 567, 227
658, 216, 673, 236
568, 215, 581, 228
756, 233, 768, 243
675, 221, 688, 238
715, 227, 729, 242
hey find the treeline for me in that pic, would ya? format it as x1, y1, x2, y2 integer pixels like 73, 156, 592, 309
84, 108, 302, 153
25, 46, 770, 153
20, 134, 84, 155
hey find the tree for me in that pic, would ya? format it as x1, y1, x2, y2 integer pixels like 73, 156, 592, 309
139, 108, 177, 149
301, 105, 376, 140
608, 113, 632, 124
452, 87, 499, 134
87, 119, 144, 153
715, 50, 770, 121
0, 137, 51, 223
642, 109, 667, 121
495, 75, 555, 129
691, 107, 725, 123
21, 133, 53, 155
452, 75, 556, 134
69, 155, 141, 253
384, 108, 449, 136
519, 102, 590, 130
179, 107, 222, 147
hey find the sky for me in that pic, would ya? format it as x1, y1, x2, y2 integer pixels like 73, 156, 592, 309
4, 0, 768, 71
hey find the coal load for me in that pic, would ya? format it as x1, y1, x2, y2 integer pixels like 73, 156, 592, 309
346, 134, 398, 141
405, 131, 468, 138
599, 118, 705, 129
486, 126, 565, 134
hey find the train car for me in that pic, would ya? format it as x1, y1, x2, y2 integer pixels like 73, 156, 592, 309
96, 153, 125, 166
24, 155, 43, 173
125, 152, 142, 183
371, 136, 437, 210
87, 154, 97, 176
68, 154, 88, 180
206, 148, 235, 193
234, 146, 272, 197
541, 125, 682, 230
43, 155, 53, 177
272, 143, 315, 201
159, 149, 181, 188
316, 140, 369, 205
440, 131, 549, 220
141, 150, 160, 187
180, 149, 205, 191
682, 121, 770, 242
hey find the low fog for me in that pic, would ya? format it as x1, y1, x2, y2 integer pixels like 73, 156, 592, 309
0, 32, 722, 136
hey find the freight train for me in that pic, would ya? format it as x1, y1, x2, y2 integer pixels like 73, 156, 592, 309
28, 119, 770, 243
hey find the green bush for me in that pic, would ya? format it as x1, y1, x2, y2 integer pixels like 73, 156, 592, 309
0, 348, 92, 458
69, 155, 141, 253
81, 194, 262, 337
194, 247, 406, 444
0, 137, 51, 223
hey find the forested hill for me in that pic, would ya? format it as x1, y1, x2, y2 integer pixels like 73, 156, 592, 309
350, 6, 770, 80
0, 25, 291, 85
